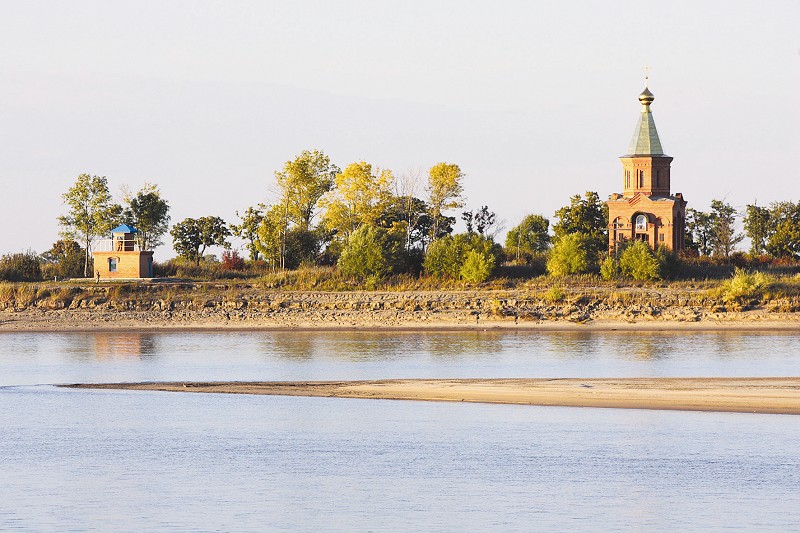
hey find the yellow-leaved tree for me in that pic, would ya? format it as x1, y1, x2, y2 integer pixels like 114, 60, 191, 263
321, 161, 394, 240
426, 162, 465, 240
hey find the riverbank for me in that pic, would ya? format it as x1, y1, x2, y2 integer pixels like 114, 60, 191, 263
64, 378, 800, 415
2, 283, 800, 331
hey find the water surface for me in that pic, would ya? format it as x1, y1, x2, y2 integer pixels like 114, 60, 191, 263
1, 330, 798, 531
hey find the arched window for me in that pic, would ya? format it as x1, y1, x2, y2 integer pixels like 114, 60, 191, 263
635, 214, 648, 231
638, 170, 644, 188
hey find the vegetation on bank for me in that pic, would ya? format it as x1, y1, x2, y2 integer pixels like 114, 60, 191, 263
4, 149, 800, 292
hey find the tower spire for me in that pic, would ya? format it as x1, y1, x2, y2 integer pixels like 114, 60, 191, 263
627, 83, 662, 156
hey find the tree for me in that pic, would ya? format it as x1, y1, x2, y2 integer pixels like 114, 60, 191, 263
58, 174, 122, 277
686, 208, 714, 256
462, 206, 500, 237
275, 149, 339, 230
377, 196, 437, 252
766, 201, 800, 259
338, 225, 404, 280
709, 199, 744, 258
505, 214, 550, 262
253, 206, 321, 269
618, 240, 663, 281
254, 205, 284, 268
743, 204, 771, 256
41, 240, 85, 278
0, 251, 42, 282
170, 216, 231, 265
122, 183, 170, 250
232, 205, 266, 261
552, 192, 608, 256
427, 162, 465, 240
321, 161, 394, 239
546, 234, 591, 276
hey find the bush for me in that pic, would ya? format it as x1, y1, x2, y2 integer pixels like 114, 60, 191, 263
460, 250, 493, 283
600, 256, 619, 281
717, 268, 773, 304
338, 225, 404, 279
424, 233, 501, 280
0, 251, 43, 282
546, 234, 591, 277
618, 241, 662, 281
221, 250, 246, 271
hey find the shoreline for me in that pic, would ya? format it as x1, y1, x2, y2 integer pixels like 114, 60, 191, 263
4, 319, 800, 333
63, 378, 800, 415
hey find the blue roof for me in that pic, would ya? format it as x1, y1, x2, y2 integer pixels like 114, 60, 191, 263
111, 224, 138, 234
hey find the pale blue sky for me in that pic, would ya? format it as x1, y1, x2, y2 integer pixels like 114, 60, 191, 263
1, 0, 798, 256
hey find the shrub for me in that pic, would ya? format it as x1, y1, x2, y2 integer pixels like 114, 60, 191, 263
424, 233, 501, 280
221, 250, 246, 271
0, 251, 43, 282
618, 241, 662, 281
543, 285, 565, 303
338, 225, 404, 279
717, 268, 774, 304
600, 256, 619, 281
546, 234, 591, 277
460, 250, 493, 283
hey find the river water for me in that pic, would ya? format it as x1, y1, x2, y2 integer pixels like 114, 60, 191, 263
1, 330, 799, 531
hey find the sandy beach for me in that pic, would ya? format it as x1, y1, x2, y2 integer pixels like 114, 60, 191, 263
64, 377, 800, 415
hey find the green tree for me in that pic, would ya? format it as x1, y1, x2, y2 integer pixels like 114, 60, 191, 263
275, 149, 339, 230
766, 201, 800, 259
686, 208, 713, 256
122, 183, 170, 250
377, 196, 439, 252
170, 216, 231, 265
427, 162, 465, 240
708, 199, 743, 258
58, 174, 122, 277
232, 205, 266, 261
338, 225, 404, 280
552, 192, 608, 256
0, 251, 42, 282
41, 240, 85, 278
743, 204, 771, 256
505, 214, 550, 262
546, 233, 591, 277
321, 161, 394, 239
618, 240, 663, 281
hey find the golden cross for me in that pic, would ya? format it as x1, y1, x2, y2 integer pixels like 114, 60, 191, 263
643, 63, 650, 86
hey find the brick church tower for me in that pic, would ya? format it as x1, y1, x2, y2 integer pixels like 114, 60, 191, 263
606, 85, 686, 254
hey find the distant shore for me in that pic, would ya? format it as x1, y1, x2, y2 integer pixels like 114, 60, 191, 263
64, 378, 800, 415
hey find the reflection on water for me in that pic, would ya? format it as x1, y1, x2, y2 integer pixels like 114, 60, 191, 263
0, 329, 798, 387
92, 332, 157, 359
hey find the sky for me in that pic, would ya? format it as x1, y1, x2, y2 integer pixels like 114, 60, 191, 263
1, 0, 798, 257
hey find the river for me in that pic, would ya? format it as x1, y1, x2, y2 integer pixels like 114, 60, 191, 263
1, 330, 798, 531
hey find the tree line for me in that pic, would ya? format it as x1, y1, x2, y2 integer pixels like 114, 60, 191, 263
2, 148, 799, 283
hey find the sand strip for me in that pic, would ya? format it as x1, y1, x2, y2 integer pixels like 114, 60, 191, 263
63, 377, 800, 415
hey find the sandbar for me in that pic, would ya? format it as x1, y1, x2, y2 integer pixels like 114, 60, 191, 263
64, 377, 800, 415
